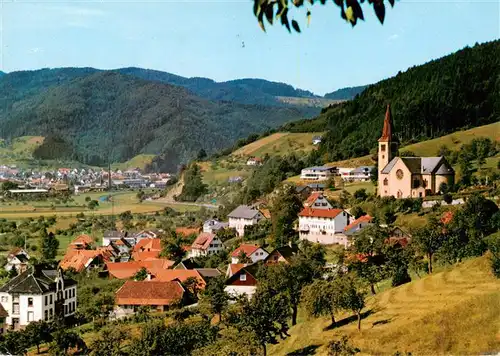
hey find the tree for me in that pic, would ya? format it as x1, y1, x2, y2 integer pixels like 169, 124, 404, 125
197, 149, 207, 161
51, 329, 87, 355
486, 234, 500, 278
442, 193, 453, 204
350, 206, 365, 219
199, 275, 230, 322
270, 184, 303, 247
237, 288, 291, 356
215, 227, 237, 242
40, 229, 59, 261
353, 189, 368, 201
89, 326, 129, 356
348, 225, 387, 294
134, 267, 149, 281
338, 276, 366, 331
301, 279, 341, 326
160, 231, 186, 263
182, 276, 202, 303
253, 0, 396, 33
24, 320, 53, 354
327, 335, 360, 356
236, 251, 253, 264
178, 163, 207, 202
88, 200, 99, 210
411, 215, 445, 273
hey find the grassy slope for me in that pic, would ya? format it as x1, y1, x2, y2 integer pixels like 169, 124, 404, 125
231, 132, 324, 158
269, 256, 500, 355
111, 154, 156, 171
0, 136, 44, 164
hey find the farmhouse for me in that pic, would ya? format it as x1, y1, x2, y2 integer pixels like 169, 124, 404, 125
378, 104, 455, 198
344, 215, 373, 236
265, 245, 299, 264
298, 208, 352, 245
300, 166, 337, 181
225, 263, 260, 299
5, 248, 30, 274
0, 267, 77, 330
189, 232, 224, 258
228, 205, 264, 237
230, 244, 269, 264
303, 192, 332, 209
246, 157, 263, 166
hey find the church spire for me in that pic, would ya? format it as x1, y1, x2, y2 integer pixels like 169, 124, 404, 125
378, 104, 393, 142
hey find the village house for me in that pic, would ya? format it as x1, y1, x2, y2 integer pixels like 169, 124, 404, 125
203, 219, 229, 234
0, 267, 77, 330
68, 234, 94, 250
114, 280, 184, 319
303, 192, 333, 209
343, 215, 374, 237
189, 232, 224, 258
131, 238, 162, 261
228, 205, 264, 237
225, 263, 260, 299
103, 231, 129, 247
298, 207, 352, 245
5, 248, 30, 274
265, 245, 299, 264
59, 250, 110, 273
300, 166, 337, 181
294, 185, 313, 200
230, 244, 269, 264
343, 166, 375, 182
105, 259, 175, 280
246, 157, 263, 166
378, 105, 455, 198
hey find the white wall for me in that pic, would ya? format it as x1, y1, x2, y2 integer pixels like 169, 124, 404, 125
225, 285, 256, 299
229, 217, 260, 237
298, 212, 350, 246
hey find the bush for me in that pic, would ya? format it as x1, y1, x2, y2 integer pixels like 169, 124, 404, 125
443, 193, 453, 204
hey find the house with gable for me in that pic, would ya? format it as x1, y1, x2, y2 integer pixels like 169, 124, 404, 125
298, 207, 352, 245
203, 219, 229, 234
228, 205, 264, 237
230, 244, 269, 264
378, 104, 455, 198
5, 248, 30, 273
265, 244, 299, 265
103, 231, 130, 247
225, 263, 260, 299
303, 192, 332, 209
59, 250, 109, 273
0, 267, 77, 330
131, 238, 162, 261
344, 215, 374, 237
68, 234, 94, 250
189, 232, 224, 258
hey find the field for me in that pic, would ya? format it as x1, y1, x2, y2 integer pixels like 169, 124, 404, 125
231, 132, 324, 158
269, 256, 500, 355
0, 191, 201, 220
198, 161, 252, 185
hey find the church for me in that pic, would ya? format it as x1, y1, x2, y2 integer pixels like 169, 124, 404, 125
377, 105, 455, 198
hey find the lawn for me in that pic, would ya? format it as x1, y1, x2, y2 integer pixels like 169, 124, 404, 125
268, 256, 500, 355
231, 132, 324, 158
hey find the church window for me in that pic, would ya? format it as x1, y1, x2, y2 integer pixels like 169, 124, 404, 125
381, 144, 386, 152
383, 178, 388, 186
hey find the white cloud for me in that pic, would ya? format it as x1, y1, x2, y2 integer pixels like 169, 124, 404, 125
388, 34, 399, 41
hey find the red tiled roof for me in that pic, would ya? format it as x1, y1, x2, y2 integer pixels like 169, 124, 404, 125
228, 263, 247, 275
132, 250, 161, 261
191, 232, 216, 251
344, 215, 373, 231
152, 269, 206, 287
115, 280, 184, 306
304, 192, 322, 206
69, 234, 94, 249
60, 250, 106, 272
106, 259, 174, 279
231, 244, 261, 258
132, 238, 162, 253
299, 208, 344, 218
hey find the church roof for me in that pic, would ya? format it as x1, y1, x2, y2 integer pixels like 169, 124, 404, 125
381, 156, 454, 175
378, 104, 394, 142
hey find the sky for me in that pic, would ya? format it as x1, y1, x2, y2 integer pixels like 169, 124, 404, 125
0, 0, 498, 95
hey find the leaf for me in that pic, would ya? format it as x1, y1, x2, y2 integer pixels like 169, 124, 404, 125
388, 0, 395, 6
258, 10, 267, 32
373, 1, 386, 24
291, 19, 301, 32
281, 9, 291, 32
265, 4, 274, 24
347, 0, 364, 20
345, 6, 355, 24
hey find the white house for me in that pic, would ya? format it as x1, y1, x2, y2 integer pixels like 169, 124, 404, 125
246, 157, 262, 166
298, 207, 352, 245
300, 166, 337, 181
5, 248, 30, 273
0, 267, 77, 330
312, 136, 322, 145
228, 205, 264, 237
230, 244, 269, 264
343, 166, 375, 182
189, 232, 224, 258
103, 230, 129, 247
203, 219, 229, 234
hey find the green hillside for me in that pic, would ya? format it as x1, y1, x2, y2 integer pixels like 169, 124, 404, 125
269, 256, 500, 355
0, 71, 308, 171
282, 40, 500, 163
0, 136, 44, 164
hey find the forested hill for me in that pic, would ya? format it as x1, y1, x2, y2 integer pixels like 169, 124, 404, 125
323, 85, 367, 100
283, 40, 500, 161
0, 71, 307, 171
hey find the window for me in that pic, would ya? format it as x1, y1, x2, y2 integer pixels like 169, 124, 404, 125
381, 144, 386, 152
49, 295, 53, 304
413, 179, 420, 188
65, 290, 68, 299
1, 296, 7, 303
49, 309, 53, 317
383, 178, 389, 186
27, 311, 34, 322
64, 305, 68, 315
44, 311, 48, 321
239, 274, 247, 281
28, 298, 33, 307
45, 296, 48, 305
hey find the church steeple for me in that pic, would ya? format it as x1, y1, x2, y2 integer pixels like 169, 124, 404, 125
379, 104, 393, 142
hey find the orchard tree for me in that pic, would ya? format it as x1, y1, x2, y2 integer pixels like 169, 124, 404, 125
89, 326, 129, 356
199, 275, 230, 322
411, 215, 445, 274
25, 320, 53, 354
254, 0, 397, 33
301, 279, 342, 326
338, 276, 366, 331
270, 184, 303, 247
160, 231, 187, 263
40, 229, 59, 261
